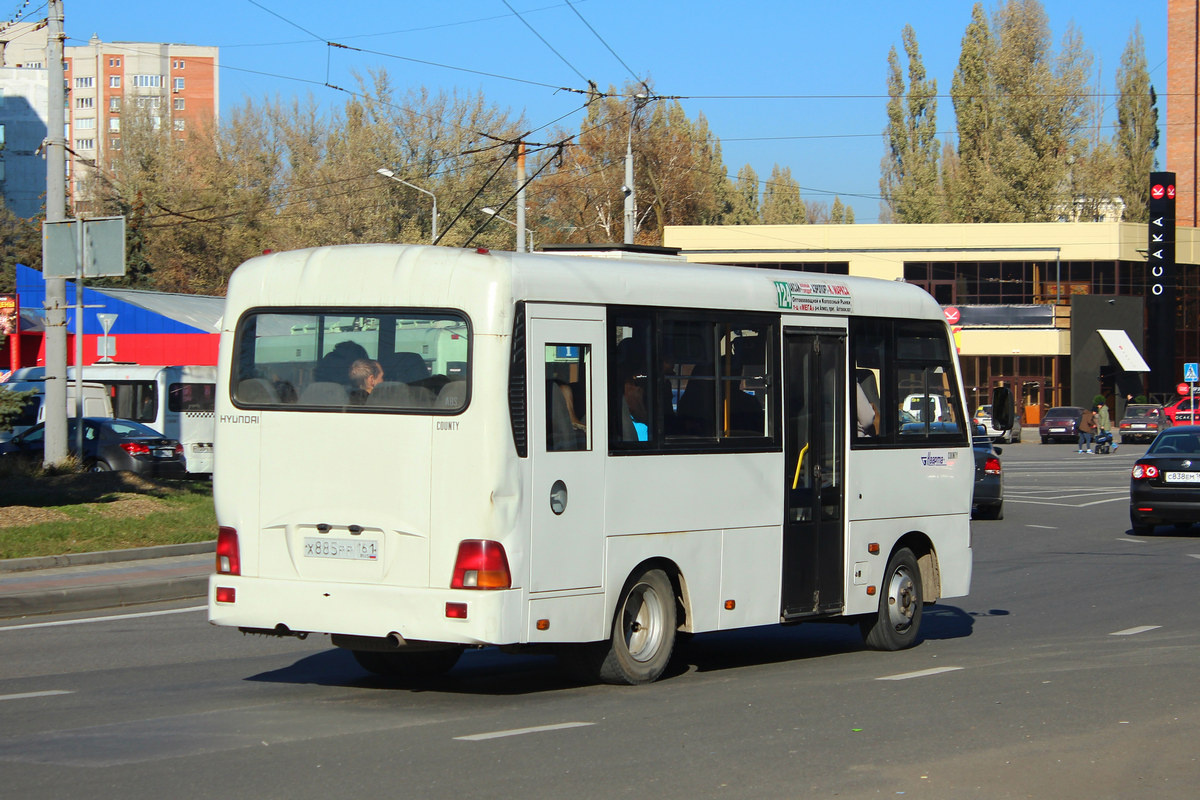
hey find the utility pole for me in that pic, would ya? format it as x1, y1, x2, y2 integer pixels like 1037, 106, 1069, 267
515, 142, 527, 253
623, 93, 649, 245
43, 0, 68, 467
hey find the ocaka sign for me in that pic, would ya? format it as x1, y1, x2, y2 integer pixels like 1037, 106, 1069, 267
1148, 171, 1176, 395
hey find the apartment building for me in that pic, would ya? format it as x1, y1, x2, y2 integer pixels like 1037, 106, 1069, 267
0, 23, 217, 215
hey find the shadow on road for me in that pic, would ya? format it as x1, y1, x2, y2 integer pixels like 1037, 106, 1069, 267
246, 604, 993, 694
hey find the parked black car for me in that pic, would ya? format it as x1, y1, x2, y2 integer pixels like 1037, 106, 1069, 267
1039, 406, 1085, 444
0, 417, 186, 477
1129, 426, 1200, 536
971, 424, 1003, 520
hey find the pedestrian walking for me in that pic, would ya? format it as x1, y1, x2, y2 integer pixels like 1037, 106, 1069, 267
1078, 407, 1097, 453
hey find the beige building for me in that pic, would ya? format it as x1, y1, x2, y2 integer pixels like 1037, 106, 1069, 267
664, 222, 1200, 419
0, 23, 218, 213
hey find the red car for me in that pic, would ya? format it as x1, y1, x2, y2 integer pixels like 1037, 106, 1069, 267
1164, 397, 1200, 425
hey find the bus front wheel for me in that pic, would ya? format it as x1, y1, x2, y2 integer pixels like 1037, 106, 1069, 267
860, 548, 923, 651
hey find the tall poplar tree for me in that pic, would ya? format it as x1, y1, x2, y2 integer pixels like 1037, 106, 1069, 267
760, 165, 806, 224
881, 25, 943, 222
725, 164, 761, 224
1114, 24, 1159, 223
949, 0, 1093, 222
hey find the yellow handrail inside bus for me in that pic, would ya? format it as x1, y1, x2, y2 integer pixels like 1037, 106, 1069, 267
792, 442, 810, 490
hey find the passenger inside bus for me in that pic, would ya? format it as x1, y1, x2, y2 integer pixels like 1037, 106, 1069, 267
348, 358, 383, 403
618, 364, 650, 442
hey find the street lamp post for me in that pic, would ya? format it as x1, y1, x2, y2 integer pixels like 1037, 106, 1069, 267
482, 207, 534, 252
623, 92, 650, 246
376, 168, 438, 244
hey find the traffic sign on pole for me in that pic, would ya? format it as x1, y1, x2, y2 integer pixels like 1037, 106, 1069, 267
1185, 363, 1199, 383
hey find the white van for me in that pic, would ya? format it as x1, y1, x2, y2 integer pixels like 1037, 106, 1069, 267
0, 380, 114, 442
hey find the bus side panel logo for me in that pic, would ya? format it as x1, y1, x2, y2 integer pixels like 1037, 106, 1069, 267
220, 414, 260, 424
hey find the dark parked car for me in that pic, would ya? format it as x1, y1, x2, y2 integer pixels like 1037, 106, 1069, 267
1129, 426, 1200, 535
1118, 404, 1169, 444
1039, 406, 1085, 444
971, 424, 1003, 519
0, 417, 186, 477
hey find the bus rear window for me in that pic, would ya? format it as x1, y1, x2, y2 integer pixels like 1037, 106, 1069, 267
231, 310, 469, 413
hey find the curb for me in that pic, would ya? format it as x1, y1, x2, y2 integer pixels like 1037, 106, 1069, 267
0, 574, 210, 619
0, 540, 216, 574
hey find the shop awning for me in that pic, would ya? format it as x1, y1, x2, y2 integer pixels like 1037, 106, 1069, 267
1098, 329, 1151, 372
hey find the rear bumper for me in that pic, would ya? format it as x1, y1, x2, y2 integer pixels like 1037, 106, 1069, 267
207, 574, 525, 645
1129, 499, 1200, 525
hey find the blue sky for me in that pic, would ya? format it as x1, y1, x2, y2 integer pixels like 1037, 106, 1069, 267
57, 0, 1166, 223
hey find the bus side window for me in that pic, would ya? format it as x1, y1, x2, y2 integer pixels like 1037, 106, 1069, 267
545, 344, 588, 451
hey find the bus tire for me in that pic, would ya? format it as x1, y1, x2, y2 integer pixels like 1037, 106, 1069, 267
601, 568, 676, 684
351, 647, 462, 678
562, 568, 677, 685
860, 547, 922, 651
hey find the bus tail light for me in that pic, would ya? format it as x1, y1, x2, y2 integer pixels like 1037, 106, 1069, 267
1132, 464, 1159, 480
984, 456, 1001, 475
215, 586, 236, 603
451, 540, 511, 589
216, 526, 241, 575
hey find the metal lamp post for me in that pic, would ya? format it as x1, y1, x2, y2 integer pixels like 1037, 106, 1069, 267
376, 168, 438, 244
482, 207, 534, 252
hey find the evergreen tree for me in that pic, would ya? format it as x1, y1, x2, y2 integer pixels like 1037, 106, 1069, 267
1114, 24, 1159, 223
761, 165, 806, 224
881, 25, 943, 222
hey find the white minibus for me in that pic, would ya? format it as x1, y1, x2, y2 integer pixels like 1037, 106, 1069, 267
209, 245, 974, 684
14, 364, 217, 474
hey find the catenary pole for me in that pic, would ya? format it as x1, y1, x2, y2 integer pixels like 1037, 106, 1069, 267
42, 0, 68, 467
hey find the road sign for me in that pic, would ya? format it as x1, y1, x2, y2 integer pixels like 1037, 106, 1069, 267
1178, 383, 1190, 396
1168, 184, 1177, 200
943, 306, 960, 324
1152, 184, 1165, 200
42, 217, 126, 278
1186, 362, 1199, 383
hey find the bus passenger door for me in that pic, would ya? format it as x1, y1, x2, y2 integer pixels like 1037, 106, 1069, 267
528, 311, 606, 592
782, 329, 846, 618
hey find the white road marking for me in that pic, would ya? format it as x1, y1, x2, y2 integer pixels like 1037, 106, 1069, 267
454, 722, 595, 741
876, 666, 963, 681
1188, 554, 1200, 560
1109, 625, 1161, 636
0, 690, 74, 702
0, 605, 205, 632
1122, 537, 1146, 543
1006, 497, 1127, 508
1027, 524, 1057, 529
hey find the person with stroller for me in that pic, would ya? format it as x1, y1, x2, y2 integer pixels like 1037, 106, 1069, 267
1095, 401, 1118, 452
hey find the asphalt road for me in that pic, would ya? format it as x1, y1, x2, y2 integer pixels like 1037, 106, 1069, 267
2, 440, 1198, 799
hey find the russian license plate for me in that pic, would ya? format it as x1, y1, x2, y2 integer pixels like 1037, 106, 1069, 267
193, 444, 213, 453
1130, 423, 1147, 429
1165, 472, 1200, 483
304, 537, 379, 560
1050, 427, 1066, 433
153, 448, 174, 458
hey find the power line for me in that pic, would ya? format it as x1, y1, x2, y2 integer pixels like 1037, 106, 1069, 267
501, 0, 590, 85
564, 0, 642, 87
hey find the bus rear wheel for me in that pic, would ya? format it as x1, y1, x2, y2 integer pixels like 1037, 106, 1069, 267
561, 568, 677, 685
860, 547, 923, 651
351, 647, 462, 678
